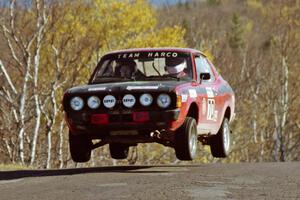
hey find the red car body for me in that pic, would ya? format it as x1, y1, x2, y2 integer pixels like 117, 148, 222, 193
63, 48, 235, 162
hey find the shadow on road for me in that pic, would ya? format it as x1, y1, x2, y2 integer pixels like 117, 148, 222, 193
0, 165, 197, 181
0, 166, 152, 180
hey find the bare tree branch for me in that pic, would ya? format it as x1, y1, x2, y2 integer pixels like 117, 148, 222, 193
0, 59, 18, 94
1, 24, 24, 68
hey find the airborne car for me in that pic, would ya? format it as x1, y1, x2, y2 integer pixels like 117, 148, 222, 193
63, 48, 235, 162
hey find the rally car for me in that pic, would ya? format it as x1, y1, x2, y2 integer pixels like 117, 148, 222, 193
63, 48, 235, 162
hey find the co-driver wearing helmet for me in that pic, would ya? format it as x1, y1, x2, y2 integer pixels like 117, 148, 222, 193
165, 57, 187, 78
115, 60, 137, 79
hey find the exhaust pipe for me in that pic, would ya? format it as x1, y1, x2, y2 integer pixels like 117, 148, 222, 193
150, 130, 161, 139
150, 129, 168, 140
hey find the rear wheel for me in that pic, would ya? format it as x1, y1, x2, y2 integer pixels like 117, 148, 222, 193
175, 117, 198, 161
109, 143, 129, 159
69, 132, 92, 162
210, 118, 231, 158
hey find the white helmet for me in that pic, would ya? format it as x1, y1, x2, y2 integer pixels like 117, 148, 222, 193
165, 57, 186, 74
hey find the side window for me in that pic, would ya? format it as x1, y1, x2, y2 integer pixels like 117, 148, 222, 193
195, 56, 202, 81
202, 57, 215, 82
194, 55, 215, 83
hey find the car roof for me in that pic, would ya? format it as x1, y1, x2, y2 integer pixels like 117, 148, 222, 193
104, 47, 205, 56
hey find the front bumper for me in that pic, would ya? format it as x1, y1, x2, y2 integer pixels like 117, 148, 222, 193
65, 109, 180, 136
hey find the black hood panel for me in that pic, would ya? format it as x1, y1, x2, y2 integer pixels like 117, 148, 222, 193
66, 81, 189, 95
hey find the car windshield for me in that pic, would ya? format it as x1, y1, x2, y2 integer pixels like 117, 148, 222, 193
91, 51, 192, 83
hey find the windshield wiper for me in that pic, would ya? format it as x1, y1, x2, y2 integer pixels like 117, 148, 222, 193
152, 63, 161, 76
162, 74, 181, 81
143, 75, 181, 81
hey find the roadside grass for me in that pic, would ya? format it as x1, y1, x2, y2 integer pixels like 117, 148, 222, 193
0, 164, 32, 171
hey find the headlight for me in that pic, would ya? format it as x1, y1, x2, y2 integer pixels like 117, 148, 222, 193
103, 95, 116, 108
157, 93, 171, 108
70, 97, 84, 111
123, 94, 136, 108
87, 96, 100, 109
140, 93, 153, 106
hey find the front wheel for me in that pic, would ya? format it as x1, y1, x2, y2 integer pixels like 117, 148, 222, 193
69, 132, 92, 162
174, 117, 198, 161
210, 118, 231, 158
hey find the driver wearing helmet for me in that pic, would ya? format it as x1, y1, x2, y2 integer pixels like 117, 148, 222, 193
165, 57, 187, 78
115, 60, 137, 79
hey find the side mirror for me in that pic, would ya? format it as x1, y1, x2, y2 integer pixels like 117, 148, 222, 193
200, 72, 210, 81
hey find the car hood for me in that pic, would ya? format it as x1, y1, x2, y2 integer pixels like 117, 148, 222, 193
66, 81, 189, 95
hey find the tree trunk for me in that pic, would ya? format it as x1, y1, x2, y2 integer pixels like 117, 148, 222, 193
18, 63, 31, 164
273, 56, 289, 162
46, 130, 52, 169
58, 121, 65, 169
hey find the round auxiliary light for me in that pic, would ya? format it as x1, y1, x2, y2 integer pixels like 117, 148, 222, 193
70, 96, 84, 111
157, 93, 171, 108
139, 93, 153, 107
87, 96, 101, 109
103, 95, 116, 108
123, 94, 136, 108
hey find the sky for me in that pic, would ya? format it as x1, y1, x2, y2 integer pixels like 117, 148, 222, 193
0, 0, 192, 8
150, 0, 191, 6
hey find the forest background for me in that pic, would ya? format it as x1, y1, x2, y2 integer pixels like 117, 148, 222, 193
0, 0, 299, 169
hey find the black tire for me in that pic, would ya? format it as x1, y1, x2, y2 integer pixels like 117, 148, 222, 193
109, 143, 129, 159
69, 132, 92, 162
210, 118, 231, 158
175, 117, 198, 161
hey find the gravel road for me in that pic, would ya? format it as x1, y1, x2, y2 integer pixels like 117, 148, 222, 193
1, 162, 300, 200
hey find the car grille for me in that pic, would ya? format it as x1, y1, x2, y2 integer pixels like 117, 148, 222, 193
109, 114, 133, 123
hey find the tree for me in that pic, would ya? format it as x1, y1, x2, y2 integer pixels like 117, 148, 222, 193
0, 0, 186, 168
156, 0, 300, 163
0, 0, 47, 165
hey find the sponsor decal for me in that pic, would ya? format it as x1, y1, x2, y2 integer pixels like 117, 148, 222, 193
147, 52, 178, 58
126, 86, 159, 90
117, 52, 178, 59
206, 87, 217, 120
103, 95, 116, 108
181, 94, 188, 102
207, 99, 215, 120
88, 87, 106, 91
188, 89, 197, 98
122, 94, 136, 108
140, 94, 153, 106
206, 99, 218, 121
118, 53, 140, 59
202, 98, 206, 115
206, 87, 214, 98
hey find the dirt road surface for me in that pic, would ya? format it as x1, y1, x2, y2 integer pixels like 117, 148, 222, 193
0, 162, 300, 200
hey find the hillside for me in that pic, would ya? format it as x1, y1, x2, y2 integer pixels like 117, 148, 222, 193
0, 0, 299, 168
157, 0, 300, 162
